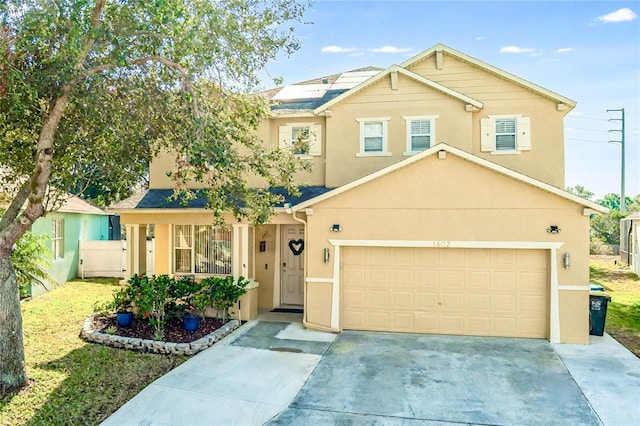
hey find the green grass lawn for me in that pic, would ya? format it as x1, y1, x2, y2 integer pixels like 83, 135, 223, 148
0, 279, 186, 426
590, 255, 640, 357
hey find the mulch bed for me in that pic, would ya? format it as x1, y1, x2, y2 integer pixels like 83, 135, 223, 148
94, 315, 225, 343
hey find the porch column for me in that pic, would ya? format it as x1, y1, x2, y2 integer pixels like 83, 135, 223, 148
126, 224, 147, 278
231, 224, 250, 278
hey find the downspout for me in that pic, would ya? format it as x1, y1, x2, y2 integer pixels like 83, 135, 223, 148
290, 209, 307, 321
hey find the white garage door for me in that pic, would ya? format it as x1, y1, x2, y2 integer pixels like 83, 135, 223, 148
341, 247, 549, 338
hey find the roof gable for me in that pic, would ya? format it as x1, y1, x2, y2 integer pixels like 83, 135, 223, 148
313, 65, 483, 114
292, 143, 607, 213
400, 44, 576, 107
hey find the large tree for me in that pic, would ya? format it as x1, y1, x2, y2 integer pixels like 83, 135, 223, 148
0, 0, 310, 394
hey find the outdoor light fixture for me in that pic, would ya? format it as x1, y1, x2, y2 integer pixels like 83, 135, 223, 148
324, 248, 330, 263
563, 253, 571, 269
330, 224, 342, 232
547, 225, 561, 234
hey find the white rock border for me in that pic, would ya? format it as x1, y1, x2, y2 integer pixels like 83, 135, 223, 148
80, 314, 240, 356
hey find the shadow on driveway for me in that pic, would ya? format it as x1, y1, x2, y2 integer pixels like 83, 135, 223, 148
269, 332, 600, 425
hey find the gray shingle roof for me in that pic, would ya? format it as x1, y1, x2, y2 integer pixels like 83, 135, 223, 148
109, 186, 334, 210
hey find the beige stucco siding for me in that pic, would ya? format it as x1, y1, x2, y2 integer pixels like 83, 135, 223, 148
303, 153, 590, 343
254, 224, 277, 309
407, 53, 566, 187
325, 73, 473, 187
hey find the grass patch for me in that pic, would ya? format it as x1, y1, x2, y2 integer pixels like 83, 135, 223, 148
0, 280, 187, 425
590, 255, 640, 357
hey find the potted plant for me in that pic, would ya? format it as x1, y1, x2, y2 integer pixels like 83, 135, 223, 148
182, 279, 211, 332
113, 287, 134, 327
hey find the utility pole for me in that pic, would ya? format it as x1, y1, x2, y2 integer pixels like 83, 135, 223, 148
607, 108, 626, 212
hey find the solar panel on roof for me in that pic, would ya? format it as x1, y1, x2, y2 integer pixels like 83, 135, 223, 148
272, 84, 330, 100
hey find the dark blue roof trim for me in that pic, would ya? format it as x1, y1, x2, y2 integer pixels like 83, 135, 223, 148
133, 187, 334, 209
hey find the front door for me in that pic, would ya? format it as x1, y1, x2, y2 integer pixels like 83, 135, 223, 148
281, 224, 304, 305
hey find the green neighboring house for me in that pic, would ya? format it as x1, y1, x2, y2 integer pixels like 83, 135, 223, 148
29, 196, 112, 296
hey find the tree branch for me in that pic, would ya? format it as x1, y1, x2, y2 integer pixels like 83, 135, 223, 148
0, 182, 29, 232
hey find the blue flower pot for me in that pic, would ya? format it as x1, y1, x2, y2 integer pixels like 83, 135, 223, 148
116, 311, 133, 327
183, 314, 201, 332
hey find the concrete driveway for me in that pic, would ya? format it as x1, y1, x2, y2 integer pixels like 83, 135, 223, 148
103, 315, 640, 425
269, 331, 636, 425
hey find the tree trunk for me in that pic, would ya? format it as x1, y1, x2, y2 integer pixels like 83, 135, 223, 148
0, 251, 26, 394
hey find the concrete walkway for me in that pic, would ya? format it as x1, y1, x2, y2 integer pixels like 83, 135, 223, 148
101, 312, 334, 426
102, 314, 639, 425
553, 333, 640, 426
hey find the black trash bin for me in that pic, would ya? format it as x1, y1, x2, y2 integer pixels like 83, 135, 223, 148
589, 292, 611, 336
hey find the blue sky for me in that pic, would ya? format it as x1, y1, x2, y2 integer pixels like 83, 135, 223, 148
263, 0, 640, 200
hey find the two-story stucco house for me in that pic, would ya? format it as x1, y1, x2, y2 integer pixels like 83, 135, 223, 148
110, 44, 607, 344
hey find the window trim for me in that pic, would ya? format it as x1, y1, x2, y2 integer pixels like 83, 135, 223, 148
52, 218, 64, 260
402, 115, 438, 156
171, 224, 232, 276
482, 114, 529, 155
356, 117, 391, 157
281, 122, 322, 157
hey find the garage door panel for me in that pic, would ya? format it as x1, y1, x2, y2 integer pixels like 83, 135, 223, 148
518, 317, 547, 338
366, 247, 390, 266
492, 294, 517, 313
344, 288, 366, 306
343, 266, 365, 285
414, 313, 439, 332
465, 249, 491, 267
417, 270, 438, 287
441, 293, 465, 311
390, 268, 415, 288
440, 270, 465, 288
367, 290, 389, 308
389, 247, 415, 266
415, 248, 438, 266
491, 271, 517, 291
492, 250, 517, 267
391, 312, 414, 331
466, 293, 490, 311
441, 249, 466, 267
518, 271, 547, 293
491, 316, 517, 335
439, 315, 464, 333
465, 315, 491, 334
342, 247, 548, 338
466, 271, 491, 289
391, 291, 414, 310
343, 247, 365, 265
366, 268, 389, 288
343, 310, 366, 329
415, 291, 439, 309
518, 294, 547, 314
518, 249, 547, 267
367, 311, 390, 330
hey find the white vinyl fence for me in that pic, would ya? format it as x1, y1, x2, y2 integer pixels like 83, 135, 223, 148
78, 240, 154, 278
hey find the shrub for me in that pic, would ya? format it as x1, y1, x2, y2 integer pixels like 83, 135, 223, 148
204, 276, 250, 321
11, 231, 56, 298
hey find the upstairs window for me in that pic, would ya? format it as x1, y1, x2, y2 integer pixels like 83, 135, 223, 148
403, 116, 438, 155
356, 117, 391, 157
481, 115, 531, 154
279, 123, 321, 156
173, 225, 232, 275
52, 219, 64, 260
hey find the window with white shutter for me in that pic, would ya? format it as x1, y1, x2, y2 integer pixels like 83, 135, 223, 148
480, 115, 531, 154
402, 115, 438, 155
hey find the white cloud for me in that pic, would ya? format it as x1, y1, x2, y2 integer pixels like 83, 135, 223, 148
369, 45, 412, 53
499, 45, 536, 53
475, 36, 488, 41
528, 51, 544, 57
556, 47, 573, 53
597, 8, 637, 23
321, 45, 357, 53
348, 52, 365, 57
